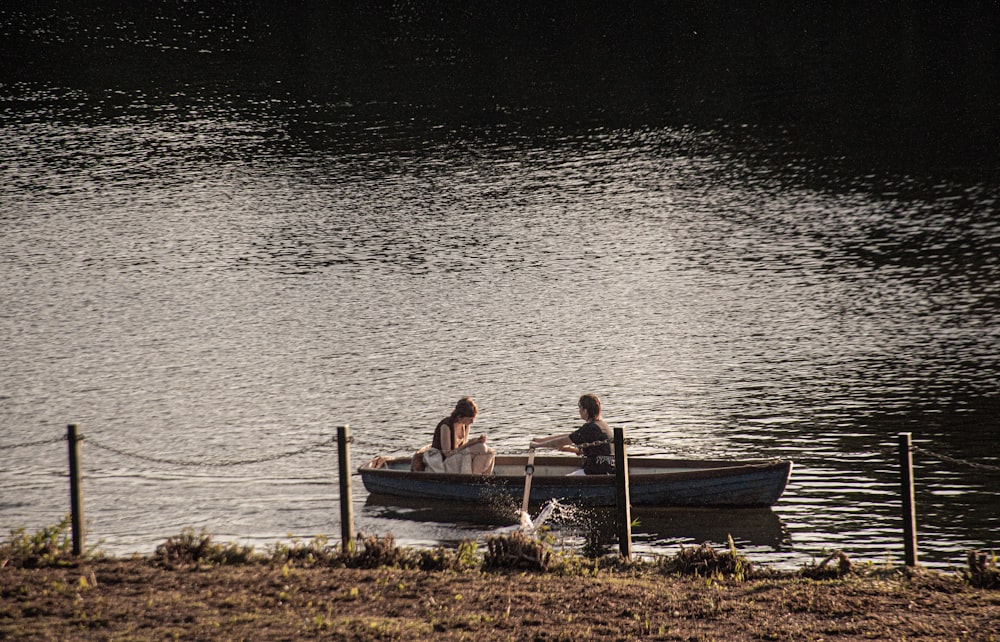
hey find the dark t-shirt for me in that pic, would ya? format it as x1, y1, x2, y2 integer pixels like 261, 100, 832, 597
569, 421, 614, 474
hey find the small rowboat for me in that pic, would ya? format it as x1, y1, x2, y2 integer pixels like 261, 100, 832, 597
359, 455, 793, 508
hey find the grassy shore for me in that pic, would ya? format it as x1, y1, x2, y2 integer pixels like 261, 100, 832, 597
2, 524, 998, 641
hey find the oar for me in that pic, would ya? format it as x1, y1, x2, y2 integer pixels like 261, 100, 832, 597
520, 448, 536, 516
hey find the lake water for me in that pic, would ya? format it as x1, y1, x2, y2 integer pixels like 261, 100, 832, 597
2, 3, 998, 571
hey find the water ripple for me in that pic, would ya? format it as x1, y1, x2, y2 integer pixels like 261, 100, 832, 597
2, 82, 998, 569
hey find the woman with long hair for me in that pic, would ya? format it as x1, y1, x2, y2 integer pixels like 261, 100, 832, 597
419, 397, 495, 475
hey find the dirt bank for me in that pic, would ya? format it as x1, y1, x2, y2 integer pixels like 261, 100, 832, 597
2, 558, 998, 641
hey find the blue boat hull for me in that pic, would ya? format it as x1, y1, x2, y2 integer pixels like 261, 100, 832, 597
359, 455, 792, 508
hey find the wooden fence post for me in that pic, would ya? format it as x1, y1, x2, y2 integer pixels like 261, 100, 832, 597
614, 427, 632, 561
337, 425, 354, 552
899, 432, 918, 567
66, 424, 84, 556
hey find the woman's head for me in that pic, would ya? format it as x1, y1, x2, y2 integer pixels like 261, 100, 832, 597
578, 393, 602, 421
451, 396, 479, 422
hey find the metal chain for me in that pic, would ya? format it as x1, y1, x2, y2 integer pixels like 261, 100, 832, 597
347, 433, 389, 451
845, 444, 1000, 473
0, 435, 66, 450
573, 438, 618, 449
8, 432, 995, 475
86, 435, 336, 468
856, 446, 901, 458
911, 444, 1000, 473
526, 437, 631, 452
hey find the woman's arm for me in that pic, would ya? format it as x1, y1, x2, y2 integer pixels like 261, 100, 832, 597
439, 424, 454, 457
530, 434, 575, 451
453, 433, 487, 453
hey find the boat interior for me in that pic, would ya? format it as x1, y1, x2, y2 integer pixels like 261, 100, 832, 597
376, 456, 742, 477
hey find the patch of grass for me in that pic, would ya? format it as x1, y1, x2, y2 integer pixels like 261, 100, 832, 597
799, 550, 854, 580
268, 534, 336, 567
153, 528, 258, 569
484, 531, 551, 571
143, 528, 769, 581
150, 531, 486, 573
656, 535, 754, 581
414, 539, 479, 571
345, 533, 414, 569
964, 550, 1000, 589
3, 526, 998, 642
0, 516, 76, 569
54, 520, 1000, 602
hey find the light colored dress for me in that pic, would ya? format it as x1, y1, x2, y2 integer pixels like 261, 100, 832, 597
423, 441, 491, 474
419, 417, 494, 475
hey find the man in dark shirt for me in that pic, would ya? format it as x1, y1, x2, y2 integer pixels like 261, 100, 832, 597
529, 393, 614, 475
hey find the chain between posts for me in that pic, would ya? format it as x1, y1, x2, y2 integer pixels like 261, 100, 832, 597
344, 434, 385, 451
557, 439, 1000, 474
522, 437, 625, 452
85, 434, 337, 467
6, 432, 997, 472
846, 443, 1000, 473
0, 435, 67, 450
910, 444, 1000, 473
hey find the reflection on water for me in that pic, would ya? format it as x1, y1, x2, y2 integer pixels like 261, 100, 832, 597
365, 492, 789, 555
576, 507, 791, 560
1, 3, 998, 570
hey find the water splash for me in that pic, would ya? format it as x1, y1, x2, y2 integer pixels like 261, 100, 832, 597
518, 499, 561, 534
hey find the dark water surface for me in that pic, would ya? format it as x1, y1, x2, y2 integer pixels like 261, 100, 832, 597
2, 3, 998, 570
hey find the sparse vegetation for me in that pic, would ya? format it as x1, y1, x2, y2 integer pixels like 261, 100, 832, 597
414, 539, 479, 572
2, 522, 998, 640
0, 516, 75, 569
657, 534, 754, 581
153, 528, 258, 569
346, 532, 411, 569
267, 533, 335, 567
799, 549, 854, 580
150, 528, 490, 573
965, 550, 1000, 589
484, 530, 551, 571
